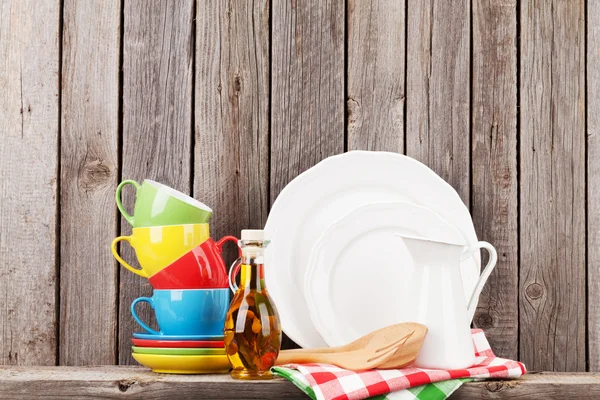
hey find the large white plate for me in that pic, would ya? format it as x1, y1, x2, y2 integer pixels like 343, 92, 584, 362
304, 201, 468, 347
264, 151, 479, 349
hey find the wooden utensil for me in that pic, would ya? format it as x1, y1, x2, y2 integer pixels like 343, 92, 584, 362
276, 322, 427, 369
275, 333, 408, 370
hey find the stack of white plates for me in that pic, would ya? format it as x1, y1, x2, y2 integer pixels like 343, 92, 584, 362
264, 151, 482, 349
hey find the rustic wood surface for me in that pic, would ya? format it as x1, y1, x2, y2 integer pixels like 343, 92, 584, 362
0, 366, 305, 399
470, 0, 519, 360
346, 0, 405, 152
193, 0, 270, 259
588, 0, 600, 373
270, 0, 345, 349
118, 0, 195, 366
0, 0, 599, 375
1, 367, 599, 399
453, 372, 600, 399
270, 0, 345, 198
59, 0, 121, 366
405, 0, 471, 205
0, 0, 59, 366
519, 0, 586, 371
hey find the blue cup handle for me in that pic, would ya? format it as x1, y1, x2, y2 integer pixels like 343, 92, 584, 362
131, 296, 159, 335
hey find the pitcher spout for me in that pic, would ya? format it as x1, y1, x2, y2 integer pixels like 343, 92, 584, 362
396, 234, 466, 266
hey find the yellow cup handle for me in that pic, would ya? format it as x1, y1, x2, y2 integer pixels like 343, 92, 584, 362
111, 236, 149, 278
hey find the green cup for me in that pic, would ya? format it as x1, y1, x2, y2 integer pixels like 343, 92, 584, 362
116, 179, 212, 228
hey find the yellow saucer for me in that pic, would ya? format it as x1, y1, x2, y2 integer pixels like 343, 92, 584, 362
132, 352, 231, 374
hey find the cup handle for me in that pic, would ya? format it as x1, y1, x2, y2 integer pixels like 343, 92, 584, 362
110, 236, 149, 278
115, 180, 141, 226
228, 257, 242, 293
131, 297, 159, 335
463, 241, 498, 322
216, 235, 242, 257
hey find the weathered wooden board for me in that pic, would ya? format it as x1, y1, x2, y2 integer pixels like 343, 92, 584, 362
453, 372, 600, 399
119, 0, 194, 366
347, 0, 405, 151
1, 368, 600, 399
0, 366, 306, 399
193, 0, 270, 257
470, 0, 519, 359
405, 0, 471, 205
60, 0, 121, 365
588, 0, 600, 372
270, 0, 345, 349
270, 0, 345, 198
0, 0, 60, 366
519, 0, 586, 371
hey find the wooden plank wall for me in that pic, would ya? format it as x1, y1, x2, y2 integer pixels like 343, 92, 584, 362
0, 0, 60, 366
118, 0, 195, 365
589, 0, 600, 372
60, 0, 121, 367
471, 0, 519, 361
519, 0, 586, 371
194, 0, 270, 272
0, 0, 595, 372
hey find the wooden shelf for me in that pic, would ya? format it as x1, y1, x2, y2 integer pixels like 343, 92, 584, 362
1, 367, 599, 399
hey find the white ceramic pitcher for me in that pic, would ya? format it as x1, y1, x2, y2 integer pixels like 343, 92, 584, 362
396, 234, 497, 370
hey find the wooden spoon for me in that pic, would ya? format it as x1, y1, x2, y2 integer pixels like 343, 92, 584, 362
275, 332, 408, 370
276, 322, 427, 369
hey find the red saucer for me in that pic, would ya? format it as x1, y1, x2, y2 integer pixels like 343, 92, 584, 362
131, 338, 225, 348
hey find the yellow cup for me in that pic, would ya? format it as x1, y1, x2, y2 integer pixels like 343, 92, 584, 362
111, 223, 210, 278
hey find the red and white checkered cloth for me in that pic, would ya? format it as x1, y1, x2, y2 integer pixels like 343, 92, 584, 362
273, 329, 526, 400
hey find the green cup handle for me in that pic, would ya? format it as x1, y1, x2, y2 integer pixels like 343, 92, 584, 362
116, 180, 141, 226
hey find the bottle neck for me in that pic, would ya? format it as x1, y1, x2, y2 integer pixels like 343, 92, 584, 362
239, 258, 266, 291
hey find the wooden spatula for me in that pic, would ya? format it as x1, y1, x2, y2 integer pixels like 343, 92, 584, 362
275, 331, 409, 370
276, 322, 427, 369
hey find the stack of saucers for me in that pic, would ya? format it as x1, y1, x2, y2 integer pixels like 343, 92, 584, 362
111, 179, 238, 374
131, 336, 230, 374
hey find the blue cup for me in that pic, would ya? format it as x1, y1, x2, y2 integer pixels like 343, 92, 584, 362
131, 289, 229, 336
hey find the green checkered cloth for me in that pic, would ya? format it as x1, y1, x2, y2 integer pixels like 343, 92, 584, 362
272, 367, 472, 400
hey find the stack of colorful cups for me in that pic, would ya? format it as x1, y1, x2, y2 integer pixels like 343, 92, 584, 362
111, 179, 236, 374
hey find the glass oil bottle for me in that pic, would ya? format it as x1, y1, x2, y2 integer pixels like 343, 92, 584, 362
224, 229, 281, 380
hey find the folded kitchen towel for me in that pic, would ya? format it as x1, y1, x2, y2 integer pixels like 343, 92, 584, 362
272, 329, 526, 400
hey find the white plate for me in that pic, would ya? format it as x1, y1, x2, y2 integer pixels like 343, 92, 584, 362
264, 151, 479, 349
304, 201, 469, 347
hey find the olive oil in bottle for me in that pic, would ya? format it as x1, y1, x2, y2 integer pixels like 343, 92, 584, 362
225, 230, 281, 380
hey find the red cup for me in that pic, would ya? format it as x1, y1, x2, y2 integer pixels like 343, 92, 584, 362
149, 236, 239, 289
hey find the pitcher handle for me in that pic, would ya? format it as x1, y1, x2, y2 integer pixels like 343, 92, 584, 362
462, 241, 498, 322
228, 257, 242, 292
